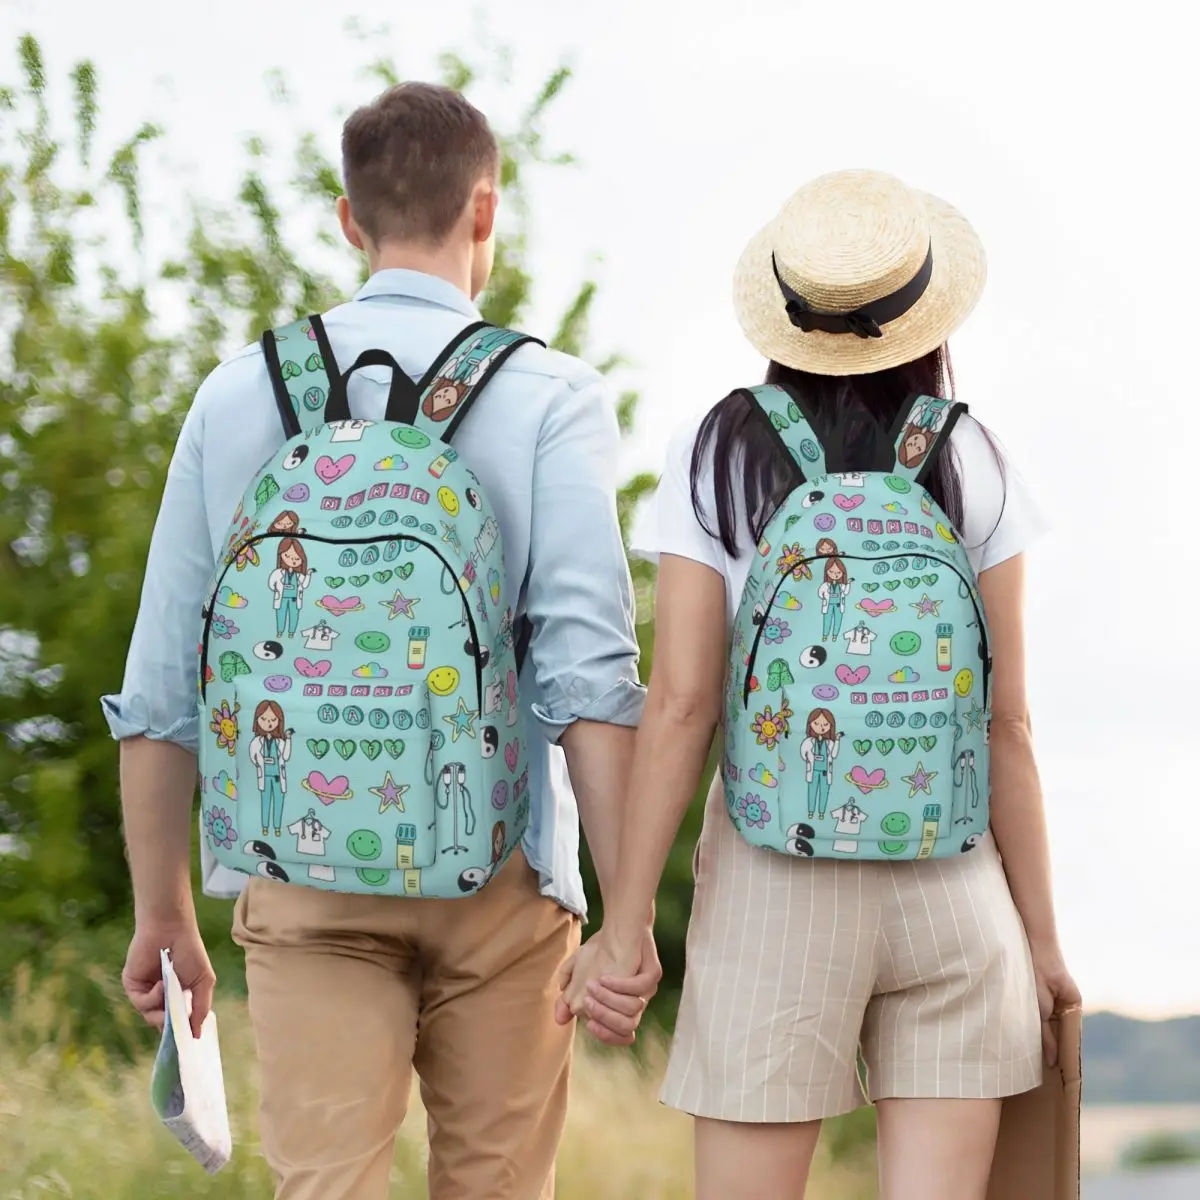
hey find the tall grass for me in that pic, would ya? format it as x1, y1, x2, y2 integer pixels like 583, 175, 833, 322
0, 965, 877, 1198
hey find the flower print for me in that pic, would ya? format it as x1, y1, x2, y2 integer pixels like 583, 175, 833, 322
205, 806, 237, 850
750, 695, 793, 750
234, 541, 260, 571
776, 543, 812, 581
224, 515, 258, 565
209, 699, 240, 756
736, 793, 772, 829
210, 613, 239, 640
763, 617, 791, 645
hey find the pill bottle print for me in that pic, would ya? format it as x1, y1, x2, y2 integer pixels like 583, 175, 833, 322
407, 625, 429, 670
936, 623, 953, 672
917, 803, 941, 859
396, 823, 417, 870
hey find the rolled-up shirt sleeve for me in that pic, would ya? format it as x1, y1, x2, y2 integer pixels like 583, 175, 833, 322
524, 373, 646, 740
100, 397, 215, 753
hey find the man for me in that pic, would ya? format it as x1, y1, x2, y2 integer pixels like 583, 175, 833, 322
104, 82, 659, 1200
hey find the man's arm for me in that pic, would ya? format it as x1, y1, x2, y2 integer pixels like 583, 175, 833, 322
523, 370, 647, 905
102, 397, 217, 1037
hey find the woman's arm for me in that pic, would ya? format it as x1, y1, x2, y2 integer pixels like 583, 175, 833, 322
977, 555, 1057, 946
605, 552, 728, 947
978, 553, 1081, 1062
564, 552, 727, 995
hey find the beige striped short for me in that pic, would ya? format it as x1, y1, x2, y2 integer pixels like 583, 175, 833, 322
660, 779, 1043, 1123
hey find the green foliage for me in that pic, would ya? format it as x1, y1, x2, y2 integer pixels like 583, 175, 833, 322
1120, 1131, 1200, 1169
0, 32, 695, 1052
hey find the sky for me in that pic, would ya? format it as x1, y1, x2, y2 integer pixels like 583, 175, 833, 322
2, 0, 1197, 1017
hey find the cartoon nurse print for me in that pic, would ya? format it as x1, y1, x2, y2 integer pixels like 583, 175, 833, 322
910, 394, 951, 431
268, 538, 314, 638
268, 510, 302, 536
800, 707, 843, 821
897, 397, 951, 469
421, 329, 515, 423
817, 556, 851, 642
249, 700, 292, 837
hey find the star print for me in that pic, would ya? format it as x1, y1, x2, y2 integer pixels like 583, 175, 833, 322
443, 696, 478, 742
964, 699, 986, 732
441, 522, 462, 554
902, 761, 938, 798
369, 771, 408, 814
910, 592, 942, 619
381, 589, 419, 620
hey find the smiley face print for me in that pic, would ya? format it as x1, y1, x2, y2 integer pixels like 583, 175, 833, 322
428, 666, 460, 697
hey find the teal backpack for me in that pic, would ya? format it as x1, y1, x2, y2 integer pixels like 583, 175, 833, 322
723, 385, 991, 861
197, 314, 540, 897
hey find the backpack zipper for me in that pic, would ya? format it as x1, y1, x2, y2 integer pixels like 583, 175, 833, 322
741, 552, 990, 711
200, 530, 483, 708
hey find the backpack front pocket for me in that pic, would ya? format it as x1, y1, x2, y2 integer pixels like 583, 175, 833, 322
729, 704, 960, 860
214, 690, 440, 883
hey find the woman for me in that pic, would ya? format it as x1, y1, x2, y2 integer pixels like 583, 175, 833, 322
816, 555, 850, 641
561, 170, 1079, 1200
799, 706, 841, 821
248, 700, 292, 837
268, 537, 313, 638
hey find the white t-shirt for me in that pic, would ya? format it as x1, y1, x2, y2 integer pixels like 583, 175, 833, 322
632, 411, 1047, 626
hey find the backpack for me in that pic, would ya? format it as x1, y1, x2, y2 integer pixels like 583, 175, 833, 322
722, 385, 991, 861
197, 314, 541, 898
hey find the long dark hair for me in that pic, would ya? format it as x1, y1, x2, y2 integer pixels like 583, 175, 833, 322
691, 345, 1003, 556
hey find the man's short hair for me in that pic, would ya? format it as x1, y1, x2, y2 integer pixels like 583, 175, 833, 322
341, 82, 499, 245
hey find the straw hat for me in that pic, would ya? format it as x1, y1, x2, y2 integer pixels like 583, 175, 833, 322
732, 169, 986, 376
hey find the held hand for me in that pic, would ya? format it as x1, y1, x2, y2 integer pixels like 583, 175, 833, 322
1031, 946, 1082, 1067
555, 926, 660, 1047
122, 921, 215, 1041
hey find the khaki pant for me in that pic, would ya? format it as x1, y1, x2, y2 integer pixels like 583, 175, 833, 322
232, 850, 580, 1200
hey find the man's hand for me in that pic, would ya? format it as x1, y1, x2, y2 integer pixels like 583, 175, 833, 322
123, 921, 215, 1040
555, 925, 661, 1047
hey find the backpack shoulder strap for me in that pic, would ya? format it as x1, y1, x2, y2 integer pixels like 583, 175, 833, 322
889, 393, 968, 484
260, 314, 345, 439
409, 322, 544, 444
743, 382, 827, 481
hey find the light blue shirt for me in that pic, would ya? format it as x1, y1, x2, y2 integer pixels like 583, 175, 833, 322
101, 269, 645, 917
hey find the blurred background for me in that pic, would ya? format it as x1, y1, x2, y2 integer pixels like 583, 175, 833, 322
0, 1, 1196, 1196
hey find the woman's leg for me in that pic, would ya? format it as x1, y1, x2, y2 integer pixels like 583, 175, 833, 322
695, 1117, 822, 1200
260, 782, 271, 835
806, 777, 818, 819
816, 774, 830, 819
821, 608, 834, 640
863, 839, 1042, 1200
831, 607, 843, 639
271, 779, 285, 835
285, 599, 300, 637
875, 1098, 1001, 1200
275, 603, 287, 638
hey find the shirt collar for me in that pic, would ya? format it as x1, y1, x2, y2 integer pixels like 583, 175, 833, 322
354, 268, 481, 320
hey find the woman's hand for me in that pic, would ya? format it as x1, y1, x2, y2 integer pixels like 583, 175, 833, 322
555, 925, 660, 1046
1031, 944, 1081, 1067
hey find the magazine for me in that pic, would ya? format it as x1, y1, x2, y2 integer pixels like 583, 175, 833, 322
148, 948, 232, 1174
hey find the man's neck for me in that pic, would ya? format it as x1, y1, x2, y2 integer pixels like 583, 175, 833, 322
367, 242, 473, 299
